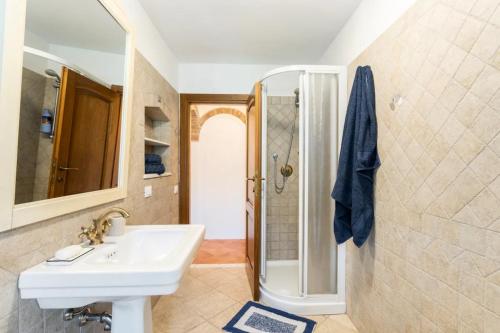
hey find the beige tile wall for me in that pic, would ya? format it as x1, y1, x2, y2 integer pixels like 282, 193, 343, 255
346, 0, 500, 332
0, 51, 180, 333
266, 96, 299, 260
33, 77, 58, 202
15, 68, 46, 205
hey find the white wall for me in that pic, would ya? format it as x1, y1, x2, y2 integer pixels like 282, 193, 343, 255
179, 0, 417, 93
49, 44, 125, 85
179, 63, 282, 94
115, 0, 179, 88
0, 0, 179, 89
22, 30, 50, 76
0, 0, 4, 86
191, 104, 246, 239
22, 29, 125, 86
319, 0, 417, 65
0, 0, 5, 63
24, 29, 49, 51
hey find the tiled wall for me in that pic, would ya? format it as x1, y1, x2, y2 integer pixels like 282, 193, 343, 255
346, 0, 500, 332
33, 77, 58, 202
15, 68, 46, 204
0, 51, 180, 333
266, 96, 299, 260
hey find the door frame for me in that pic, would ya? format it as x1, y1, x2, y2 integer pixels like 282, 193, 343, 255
179, 94, 249, 224
245, 84, 263, 301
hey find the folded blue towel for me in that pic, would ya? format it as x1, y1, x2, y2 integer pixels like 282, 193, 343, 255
145, 163, 165, 175
145, 154, 162, 164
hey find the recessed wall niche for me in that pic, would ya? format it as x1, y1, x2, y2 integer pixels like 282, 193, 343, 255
144, 93, 171, 179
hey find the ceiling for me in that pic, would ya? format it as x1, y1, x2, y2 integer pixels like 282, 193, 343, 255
25, 0, 126, 54
139, 0, 361, 64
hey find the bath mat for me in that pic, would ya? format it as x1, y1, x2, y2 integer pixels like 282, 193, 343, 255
223, 301, 316, 333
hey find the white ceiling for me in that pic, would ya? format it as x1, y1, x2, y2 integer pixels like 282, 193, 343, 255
25, 0, 126, 54
139, 0, 362, 64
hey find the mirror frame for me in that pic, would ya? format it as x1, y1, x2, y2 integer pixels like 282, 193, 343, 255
0, 0, 135, 231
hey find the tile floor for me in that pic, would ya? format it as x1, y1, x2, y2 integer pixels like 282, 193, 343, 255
153, 266, 358, 332
193, 240, 246, 264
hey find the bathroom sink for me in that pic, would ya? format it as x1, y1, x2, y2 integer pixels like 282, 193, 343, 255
19, 224, 205, 333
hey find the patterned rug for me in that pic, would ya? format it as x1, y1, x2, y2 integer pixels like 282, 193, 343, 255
223, 301, 316, 333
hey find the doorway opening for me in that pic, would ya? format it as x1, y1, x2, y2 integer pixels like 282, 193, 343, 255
180, 94, 249, 264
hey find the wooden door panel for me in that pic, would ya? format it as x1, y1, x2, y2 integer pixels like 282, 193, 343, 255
245, 83, 262, 301
65, 92, 110, 194
246, 202, 255, 268
49, 68, 121, 198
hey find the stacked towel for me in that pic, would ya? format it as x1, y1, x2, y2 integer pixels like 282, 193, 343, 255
145, 154, 162, 164
145, 164, 165, 174
145, 154, 166, 175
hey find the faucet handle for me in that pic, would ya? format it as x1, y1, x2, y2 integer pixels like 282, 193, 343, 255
78, 227, 89, 240
79, 225, 96, 242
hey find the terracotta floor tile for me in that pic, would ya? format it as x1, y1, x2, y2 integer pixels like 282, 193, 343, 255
193, 240, 246, 264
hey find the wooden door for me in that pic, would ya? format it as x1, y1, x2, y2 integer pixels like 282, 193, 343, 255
48, 68, 122, 198
245, 82, 262, 301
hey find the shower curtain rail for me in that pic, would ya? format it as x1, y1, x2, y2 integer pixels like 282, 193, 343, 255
259, 65, 347, 83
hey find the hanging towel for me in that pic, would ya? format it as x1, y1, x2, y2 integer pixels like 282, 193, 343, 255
331, 66, 381, 247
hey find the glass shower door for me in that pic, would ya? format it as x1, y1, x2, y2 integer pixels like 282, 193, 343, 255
260, 70, 302, 296
303, 72, 339, 295
258, 66, 347, 314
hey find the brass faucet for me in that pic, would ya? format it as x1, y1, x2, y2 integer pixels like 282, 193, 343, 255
79, 207, 130, 245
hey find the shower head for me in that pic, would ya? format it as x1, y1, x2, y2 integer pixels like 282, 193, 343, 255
45, 69, 61, 87
294, 88, 299, 108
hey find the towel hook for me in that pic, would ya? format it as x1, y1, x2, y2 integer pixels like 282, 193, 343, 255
390, 94, 404, 111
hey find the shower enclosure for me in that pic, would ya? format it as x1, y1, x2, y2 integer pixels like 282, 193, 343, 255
257, 66, 347, 315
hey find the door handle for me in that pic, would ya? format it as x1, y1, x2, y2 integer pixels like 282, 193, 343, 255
59, 166, 79, 171
247, 177, 266, 181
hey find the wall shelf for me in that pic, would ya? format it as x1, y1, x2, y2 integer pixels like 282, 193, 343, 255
145, 106, 170, 122
143, 172, 172, 179
144, 93, 171, 179
144, 137, 170, 147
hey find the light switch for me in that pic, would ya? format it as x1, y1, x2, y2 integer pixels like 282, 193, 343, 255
144, 185, 153, 198
174, 185, 179, 194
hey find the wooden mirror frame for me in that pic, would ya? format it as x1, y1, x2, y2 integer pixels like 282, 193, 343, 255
0, 0, 135, 231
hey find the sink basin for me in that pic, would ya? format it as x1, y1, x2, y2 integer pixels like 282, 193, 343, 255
19, 224, 205, 333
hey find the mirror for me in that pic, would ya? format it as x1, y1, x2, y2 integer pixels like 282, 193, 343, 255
15, 0, 126, 204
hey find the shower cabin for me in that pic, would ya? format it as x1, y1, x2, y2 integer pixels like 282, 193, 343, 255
245, 66, 347, 315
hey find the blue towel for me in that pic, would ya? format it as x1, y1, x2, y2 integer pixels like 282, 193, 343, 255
145, 154, 162, 164
145, 163, 165, 175
332, 66, 381, 247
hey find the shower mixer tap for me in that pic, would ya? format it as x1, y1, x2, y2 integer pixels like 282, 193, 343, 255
274, 153, 293, 177
280, 165, 293, 177
271, 88, 299, 194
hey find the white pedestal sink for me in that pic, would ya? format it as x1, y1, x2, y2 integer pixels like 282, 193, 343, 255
19, 225, 205, 333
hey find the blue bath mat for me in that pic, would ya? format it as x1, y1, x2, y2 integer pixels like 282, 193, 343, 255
223, 301, 316, 333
